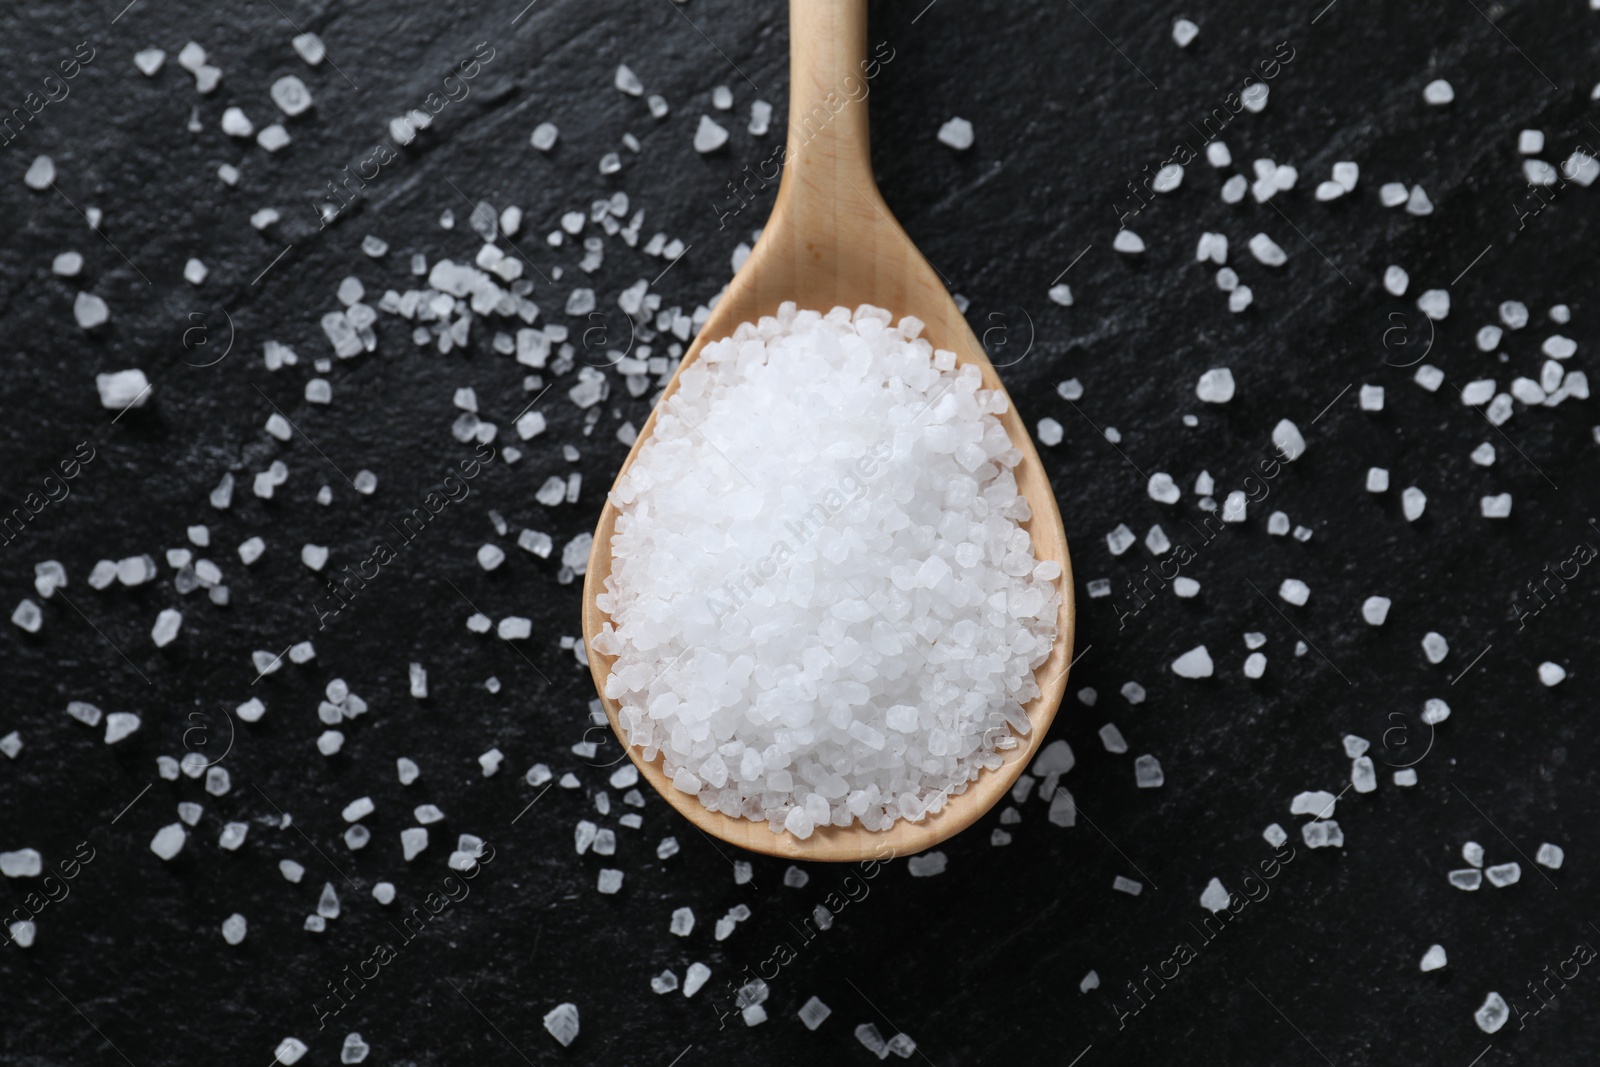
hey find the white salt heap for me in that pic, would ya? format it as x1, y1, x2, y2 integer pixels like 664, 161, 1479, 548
594, 303, 1061, 838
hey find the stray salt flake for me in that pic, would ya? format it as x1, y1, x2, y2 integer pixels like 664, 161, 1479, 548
799, 996, 832, 1030
1106, 523, 1136, 556
1278, 578, 1310, 606
543, 1003, 580, 1047
1047, 788, 1077, 827
1351, 757, 1376, 793
1421, 944, 1447, 972
105, 712, 140, 744
1485, 862, 1521, 887
1145, 473, 1184, 502
651, 970, 679, 995
1536, 843, 1564, 869
1263, 823, 1288, 848
614, 63, 643, 96
1402, 486, 1427, 522
1393, 768, 1418, 787
1112, 875, 1143, 896
1480, 493, 1512, 518
150, 823, 187, 860
1248, 233, 1287, 267
693, 115, 729, 154
937, 116, 974, 151
1422, 698, 1451, 725
1448, 869, 1483, 891
1291, 791, 1338, 818
1171, 645, 1213, 678
1271, 418, 1305, 460
1048, 284, 1073, 306
1199, 878, 1230, 913
907, 851, 948, 877
1113, 230, 1145, 255
1417, 289, 1450, 321
1361, 596, 1391, 626
1423, 78, 1454, 105
1098, 724, 1127, 753
1173, 577, 1200, 598
597, 868, 623, 893
1422, 631, 1449, 664
1037, 417, 1064, 446
1475, 992, 1510, 1034
1196, 368, 1235, 403
1171, 17, 1199, 46
1244, 652, 1266, 678
1537, 661, 1566, 687
1302, 820, 1344, 848
1406, 185, 1434, 216
1134, 754, 1164, 788
530, 122, 558, 151
274, 1037, 309, 1065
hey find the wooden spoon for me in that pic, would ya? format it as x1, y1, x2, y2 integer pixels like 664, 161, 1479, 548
582, 0, 1074, 862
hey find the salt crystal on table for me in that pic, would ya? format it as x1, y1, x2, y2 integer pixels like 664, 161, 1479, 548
1279, 579, 1310, 606
0, 849, 42, 878
24, 154, 55, 190
1036, 417, 1063, 446
134, 48, 165, 75
1248, 233, 1286, 266
1146, 475, 1182, 509
10, 921, 35, 948
1406, 186, 1433, 215
1420, 944, 1447, 971
597, 869, 623, 893
301, 544, 329, 571
531, 122, 558, 150
1106, 523, 1135, 555
651, 970, 679, 994
1113, 230, 1145, 254
274, 1037, 309, 1064
67, 701, 103, 727
1244, 652, 1266, 678
1271, 418, 1305, 460
1351, 757, 1376, 792
1361, 596, 1391, 626
342, 1032, 371, 1064
1057, 378, 1084, 400
1536, 843, 1564, 869
467, 613, 491, 633
1517, 129, 1544, 154
1524, 160, 1557, 185
1448, 869, 1482, 890
1537, 661, 1566, 686
748, 99, 770, 133
1394, 768, 1418, 786
1480, 494, 1512, 518
271, 75, 312, 116
936, 116, 975, 151
1048, 284, 1073, 306
1396, 486, 1426, 521
1206, 141, 1231, 167
1485, 862, 1520, 887
1195, 367, 1235, 403
150, 823, 186, 860
304, 916, 325, 932
1422, 631, 1449, 663
220, 107, 253, 137
1423, 78, 1454, 104
1134, 755, 1164, 788
1222, 174, 1248, 203
104, 713, 140, 744
219, 822, 248, 850
1171, 645, 1213, 678
1417, 289, 1450, 321
614, 63, 643, 95
1171, 16, 1199, 46
1199, 878, 1230, 912
1382, 265, 1409, 296
1291, 791, 1337, 818
292, 32, 325, 65
279, 860, 304, 883
1302, 820, 1344, 848
1263, 823, 1287, 848
0, 733, 20, 759
222, 913, 247, 944
1475, 993, 1509, 1034
151, 609, 182, 648
1112, 875, 1143, 896
477, 544, 506, 571
497, 617, 532, 640
693, 115, 729, 153
317, 731, 344, 755
1098, 724, 1127, 753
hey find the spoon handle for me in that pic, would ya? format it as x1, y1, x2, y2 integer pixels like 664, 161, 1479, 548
782, 0, 879, 202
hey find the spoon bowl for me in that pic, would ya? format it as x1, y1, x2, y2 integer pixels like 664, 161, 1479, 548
583, 0, 1074, 861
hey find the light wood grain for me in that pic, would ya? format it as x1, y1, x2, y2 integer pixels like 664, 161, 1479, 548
581, 0, 1075, 862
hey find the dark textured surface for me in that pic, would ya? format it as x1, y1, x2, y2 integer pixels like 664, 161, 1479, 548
2, 1, 1598, 1064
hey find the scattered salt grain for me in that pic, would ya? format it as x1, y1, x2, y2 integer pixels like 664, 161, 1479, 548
1421, 944, 1447, 971
693, 115, 729, 153
1199, 878, 1230, 913
1475, 993, 1509, 1034
1536, 843, 1564, 869
1171, 645, 1213, 678
1422, 631, 1449, 664
1423, 79, 1454, 105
